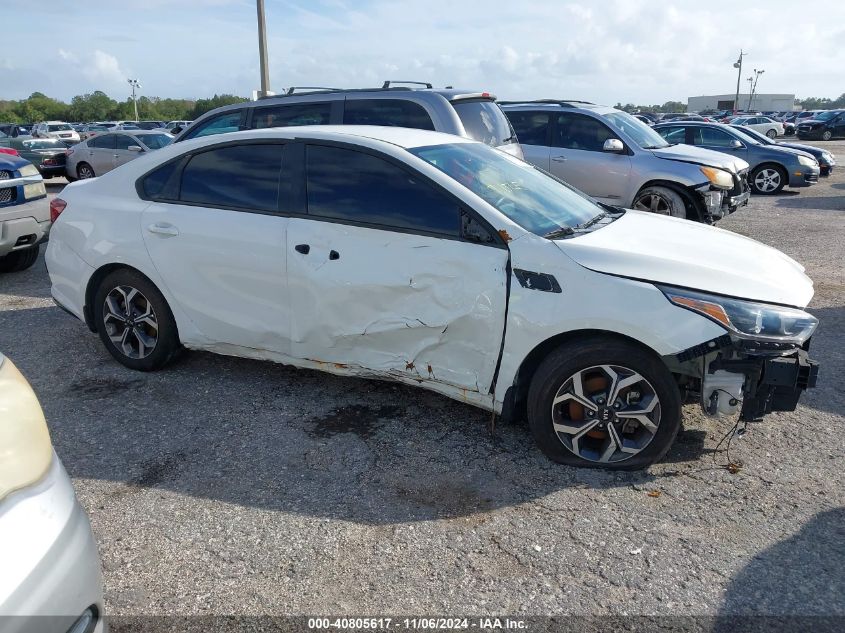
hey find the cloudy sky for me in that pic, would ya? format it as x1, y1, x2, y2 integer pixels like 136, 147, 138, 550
2, 0, 843, 105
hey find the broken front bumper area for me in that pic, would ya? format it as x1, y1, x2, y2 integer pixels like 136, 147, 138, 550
709, 347, 819, 421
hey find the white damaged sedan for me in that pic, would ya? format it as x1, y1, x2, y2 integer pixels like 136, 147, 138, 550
46, 126, 819, 469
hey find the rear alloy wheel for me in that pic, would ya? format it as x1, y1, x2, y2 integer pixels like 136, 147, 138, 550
766, 129, 778, 139
77, 162, 95, 179
632, 186, 687, 219
94, 269, 180, 371
750, 165, 786, 194
822, 130, 833, 141
527, 339, 682, 470
0, 244, 39, 273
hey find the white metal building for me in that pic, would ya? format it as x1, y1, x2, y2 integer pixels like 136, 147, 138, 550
687, 93, 797, 112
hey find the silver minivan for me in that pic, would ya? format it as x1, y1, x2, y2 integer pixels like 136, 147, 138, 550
502, 100, 751, 222
173, 82, 523, 159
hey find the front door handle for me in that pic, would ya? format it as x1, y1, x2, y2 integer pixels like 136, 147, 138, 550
329, 250, 339, 260
147, 223, 179, 237
552, 155, 567, 163
295, 244, 310, 254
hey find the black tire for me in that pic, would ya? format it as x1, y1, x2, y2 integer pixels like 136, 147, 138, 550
750, 164, 787, 195
0, 244, 40, 273
93, 268, 181, 371
822, 130, 833, 141
76, 162, 95, 179
766, 129, 777, 139
526, 337, 682, 470
632, 185, 688, 219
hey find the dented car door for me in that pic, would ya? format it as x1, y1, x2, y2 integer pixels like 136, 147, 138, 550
286, 143, 509, 393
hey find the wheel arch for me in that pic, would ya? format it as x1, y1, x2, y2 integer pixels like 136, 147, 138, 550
501, 328, 668, 423
634, 180, 704, 221
83, 263, 176, 338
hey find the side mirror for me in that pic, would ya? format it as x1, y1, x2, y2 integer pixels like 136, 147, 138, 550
603, 138, 625, 152
128, 145, 144, 152
170, 126, 183, 135
730, 140, 743, 148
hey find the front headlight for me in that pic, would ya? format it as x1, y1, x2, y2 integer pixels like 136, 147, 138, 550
797, 155, 818, 167
0, 355, 53, 502
18, 163, 40, 177
660, 286, 818, 344
700, 166, 734, 189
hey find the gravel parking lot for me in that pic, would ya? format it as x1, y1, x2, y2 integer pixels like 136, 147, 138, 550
1, 142, 843, 621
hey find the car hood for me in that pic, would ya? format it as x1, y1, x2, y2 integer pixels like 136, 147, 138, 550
556, 210, 813, 308
775, 141, 822, 155
650, 144, 749, 173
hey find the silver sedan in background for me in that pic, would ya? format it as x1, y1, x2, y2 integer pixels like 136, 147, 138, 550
0, 353, 105, 633
66, 130, 173, 180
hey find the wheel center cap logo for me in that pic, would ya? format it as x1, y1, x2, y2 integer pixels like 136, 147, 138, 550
599, 407, 613, 422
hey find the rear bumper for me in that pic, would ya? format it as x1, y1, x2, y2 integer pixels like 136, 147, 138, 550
0, 454, 105, 632
0, 201, 51, 256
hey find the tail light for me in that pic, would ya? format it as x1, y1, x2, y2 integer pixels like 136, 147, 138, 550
0, 147, 19, 156
43, 158, 57, 166
50, 197, 67, 223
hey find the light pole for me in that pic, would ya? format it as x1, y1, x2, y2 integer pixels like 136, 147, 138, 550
256, 0, 270, 97
732, 50, 745, 113
748, 69, 764, 111
127, 78, 141, 121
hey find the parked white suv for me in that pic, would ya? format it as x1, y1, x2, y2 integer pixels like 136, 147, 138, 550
46, 126, 819, 470
32, 122, 81, 144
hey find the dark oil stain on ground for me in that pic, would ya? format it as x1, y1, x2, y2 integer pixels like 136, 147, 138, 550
307, 404, 406, 439
69, 376, 144, 398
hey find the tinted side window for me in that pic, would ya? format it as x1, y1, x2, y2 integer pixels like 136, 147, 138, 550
142, 160, 180, 199
692, 127, 736, 147
306, 145, 458, 236
505, 111, 549, 146
343, 99, 434, 130
183, 111, 243, 140
253, 103, 332, 128
114, 135, 134, 150
657, 126, 686, 144
89, 134, 116, 149
179, 144, 284, 211
554, 113, 617, 151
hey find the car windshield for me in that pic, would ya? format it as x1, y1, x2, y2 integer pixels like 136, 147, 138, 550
121, 124, 140, 130
452, 100, 517, 147
409, 142, 605, 237
48, 124, 72, 131
812, 111, 839, 121
139, 134, 173, 150
602, 111, 669, 149
732, 117, 750, 124
88, 126, 109, 131
23, 139, 65, 149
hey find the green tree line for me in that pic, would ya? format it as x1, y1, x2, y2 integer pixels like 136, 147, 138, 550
0, 91, 248, 123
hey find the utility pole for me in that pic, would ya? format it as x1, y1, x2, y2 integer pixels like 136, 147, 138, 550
256, 0, 270, 97
732, 50, 745, 113
127, 78, 141, 121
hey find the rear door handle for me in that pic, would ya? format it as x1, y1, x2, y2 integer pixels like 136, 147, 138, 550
147, 223, 179, 237
329, 250, 339, 260
552, 155, 567, 163
295, 244, 310, 254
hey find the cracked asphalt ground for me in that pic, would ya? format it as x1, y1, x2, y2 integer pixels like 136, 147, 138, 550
1, 141, 843, 620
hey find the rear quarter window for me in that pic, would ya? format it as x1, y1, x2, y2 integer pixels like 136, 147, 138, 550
343, 99, 434, 130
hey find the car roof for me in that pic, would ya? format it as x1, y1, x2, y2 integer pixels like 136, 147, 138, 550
499, 100, 616, 115
176, 125, 476, 151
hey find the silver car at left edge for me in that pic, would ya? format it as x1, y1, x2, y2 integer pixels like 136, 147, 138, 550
0, 353, 106, 633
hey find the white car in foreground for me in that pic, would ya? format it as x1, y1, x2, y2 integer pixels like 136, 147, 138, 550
0, 353, 105, 631
46, 126, 819, 469
731, 116, 784, 139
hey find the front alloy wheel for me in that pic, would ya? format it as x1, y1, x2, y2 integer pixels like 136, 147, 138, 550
527, 338, 682, 470
751, 166, 785, 194
551, 365, 661, 464
822, 130, 833, 141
